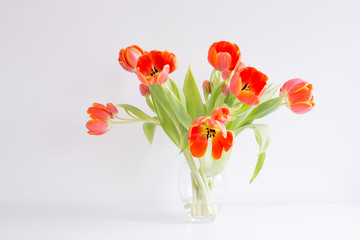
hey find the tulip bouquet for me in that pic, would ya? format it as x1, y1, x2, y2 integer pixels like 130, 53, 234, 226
86, 41, 314, 222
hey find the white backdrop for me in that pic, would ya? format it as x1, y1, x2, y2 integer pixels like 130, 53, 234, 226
1, 0, 359, 205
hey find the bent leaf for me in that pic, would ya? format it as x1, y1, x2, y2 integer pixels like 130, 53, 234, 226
234, 124, 272, 183
117, 104, 155, 122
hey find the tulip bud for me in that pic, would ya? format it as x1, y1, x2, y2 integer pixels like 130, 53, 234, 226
139, 84, 150, 97
280, 78, 314, 114
221, 82, 230, 97
202, 80, 211, 94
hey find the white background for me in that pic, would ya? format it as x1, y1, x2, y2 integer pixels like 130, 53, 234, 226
1, 0, 359, 207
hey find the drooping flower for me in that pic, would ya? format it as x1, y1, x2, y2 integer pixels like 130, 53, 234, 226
188, 116, 233, 160
136, 50, 177, 85
211, 107, 231, 124
230, 67, 268, 105
280, 78, 315, 114
208, 41, 241, 72
118, 45, 145, 72
86, 103, 118, 135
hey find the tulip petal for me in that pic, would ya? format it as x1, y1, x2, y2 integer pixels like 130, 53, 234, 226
288, 88, 312, 103
216, 52, 232, 71
155, 64, 169, 85
230, 73, 242, 96
87, 107, 110, 121
106, 103, 118, 118
237, 91, 260, 105
289, 102, 314, 114
136, 71, 150, 85
280, 78, 308, 95
86, 119, 111, 135
190, 134, 208, 158
208, 47, 218, 69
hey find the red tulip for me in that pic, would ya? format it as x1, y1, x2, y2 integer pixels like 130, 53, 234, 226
230, 67, 268, 105
136, 50, 177, 85
118, 45, 145, 72
208, 41, 241, 72
280, 78, 315, 114
188, 116, 233, 160
86, 103, 118, 135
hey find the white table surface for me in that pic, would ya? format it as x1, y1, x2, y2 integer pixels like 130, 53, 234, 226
0, 204, 359, 240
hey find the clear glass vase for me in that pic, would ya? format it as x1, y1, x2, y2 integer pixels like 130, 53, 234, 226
178, 157, 226, 223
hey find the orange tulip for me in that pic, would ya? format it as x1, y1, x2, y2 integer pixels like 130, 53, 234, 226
188, 116, 233, 160
118, 45, 145, 72
136, 50, 177, 85
211, 107, 231, 124
230, 67, 268, 105
280, 78, 315, 114
208, 41, 241, 72
86, 103, 118, 135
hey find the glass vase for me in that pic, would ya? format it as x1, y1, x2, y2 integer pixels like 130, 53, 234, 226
178, 151, 226, 223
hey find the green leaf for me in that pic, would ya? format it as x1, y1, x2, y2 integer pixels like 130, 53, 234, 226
239, 96, 283, 127
117, 104, 155, 122
150, 85, 192, 130
234, 124, 272, 183
151, 95, 181, 148
200, 143, 232, 177
143, 122, 156, 145
260, 84, 280, 102
168, 78, 186, 106
183, 66, 205, 120
250, 152, 266, 183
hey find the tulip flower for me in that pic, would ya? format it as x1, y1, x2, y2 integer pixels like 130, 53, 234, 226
118, 45, 145, 72
188, 116, 233, 160
280, 78, 315, 114
211, 107, 231, 124
86, 103, 118, 135
230, 67, 268, 105
136, 50, 177, 85
208, 41, 241, 72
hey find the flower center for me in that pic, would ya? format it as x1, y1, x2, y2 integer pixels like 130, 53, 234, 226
206, 127, 217, 139
150, 67, 159, 76
241, 82, 250, 91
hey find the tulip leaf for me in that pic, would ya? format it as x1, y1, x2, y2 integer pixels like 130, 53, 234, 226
117, 104, 155, 122
234, 124, 272, 183
151, 95, 181, 148
239, 96, 283, 127
200, 143, 232, 177
143, 122, 156, 145
150, 85, 192, 130
206, 81, 225, 115
183, 66, 206, 120
260, 84, 280, 103
168, 78, 186, 106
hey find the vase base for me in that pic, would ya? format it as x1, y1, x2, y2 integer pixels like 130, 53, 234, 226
190, 217, 216, 223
